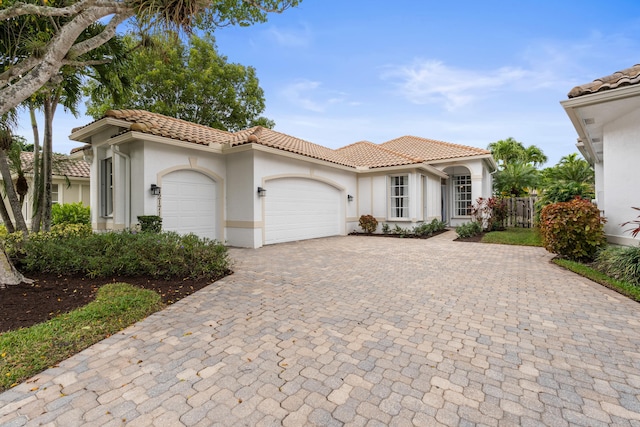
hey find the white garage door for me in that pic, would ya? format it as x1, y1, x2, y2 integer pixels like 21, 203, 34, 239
162, 170, 217, 240
265, 178, 342, 245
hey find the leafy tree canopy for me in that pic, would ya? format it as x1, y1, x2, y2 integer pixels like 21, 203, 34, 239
84, 33, 274, 131
0, 0, 301, 117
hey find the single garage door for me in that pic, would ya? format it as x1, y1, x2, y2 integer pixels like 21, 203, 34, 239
162, 170, 217, 240
265, 178, 342, 245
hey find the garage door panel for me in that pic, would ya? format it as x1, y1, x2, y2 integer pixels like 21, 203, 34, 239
162, 170, 217, 240
265, 178, 341, 245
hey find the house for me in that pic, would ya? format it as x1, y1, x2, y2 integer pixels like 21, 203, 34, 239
70, 109, 495, 248
2, 152, 90, 226
561, 64, 640, 246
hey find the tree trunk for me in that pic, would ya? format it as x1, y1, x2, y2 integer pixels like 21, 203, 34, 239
0, 148, 28, 236
30, 104, 43, 233
0, 245, 31, 287
42, 96, 55, 232
0, 195, 14, 233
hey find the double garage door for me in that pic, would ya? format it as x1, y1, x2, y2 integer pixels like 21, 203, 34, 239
264, 178, 342, 245
162, 170, 217, 240
161, 173, 341, 245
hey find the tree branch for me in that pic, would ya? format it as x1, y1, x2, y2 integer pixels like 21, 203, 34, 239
0, 0, 102, 20
67, 11, 130, 59
0, 6, 121, 116
62, 59, 113, 67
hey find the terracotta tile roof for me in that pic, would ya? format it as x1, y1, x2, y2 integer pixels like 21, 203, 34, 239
19, 152, 90, 178
568, 64, 640, 98
70, 144, 91, 154
228, 126, 356, 168
73, 110, 491, 170
336, 141, 423, 168
76, 109, 233, 145
380, 136, 491, 161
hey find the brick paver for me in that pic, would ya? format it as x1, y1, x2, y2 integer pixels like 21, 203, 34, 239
2, 231, 640, 425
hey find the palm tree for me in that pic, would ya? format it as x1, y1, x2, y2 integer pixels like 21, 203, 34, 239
493, 162, 539, 197
544, 153, 594, 184
488, 137, 547, 168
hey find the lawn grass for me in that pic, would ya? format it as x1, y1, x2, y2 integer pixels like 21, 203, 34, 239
553, 258, 640, 303
482, 227, 543, 247
0, 283, 163, 391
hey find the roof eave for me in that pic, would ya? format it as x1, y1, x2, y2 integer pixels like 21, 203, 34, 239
426, 153, 494, 165
69, 117, 135, 143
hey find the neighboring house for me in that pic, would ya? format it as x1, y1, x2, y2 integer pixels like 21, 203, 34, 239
70, 109, 495, 248
561, 64, 640, 246
2, 152, 90, 226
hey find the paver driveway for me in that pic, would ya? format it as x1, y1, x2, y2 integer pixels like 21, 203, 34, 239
2, 231, 640, 426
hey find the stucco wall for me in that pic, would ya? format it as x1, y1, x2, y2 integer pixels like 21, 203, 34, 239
602, 110, 640, 245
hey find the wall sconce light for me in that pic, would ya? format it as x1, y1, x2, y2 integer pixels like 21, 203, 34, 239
150, 184, 161, 196
257, 186, 267, 197
347, 194, 354, 202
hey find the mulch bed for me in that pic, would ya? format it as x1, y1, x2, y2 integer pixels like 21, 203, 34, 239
0, 273, 219, 333
349, 229, 449, 239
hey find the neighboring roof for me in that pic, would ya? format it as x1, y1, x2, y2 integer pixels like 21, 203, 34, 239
568, 64, 640, 98
336, 141, 423, 168
380, 136, 491, 161
72, 110, 492, 170
20, 152, 90, 178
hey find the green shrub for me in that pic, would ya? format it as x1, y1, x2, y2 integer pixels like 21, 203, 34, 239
455, 221, 482, 239
381, 223, 390, 234
414, 219, 446, 237
359, 214, 378, 234
51, 202, 90, 225
391, 224, 410, 237
15, 231, 230, 280
539, 197, 606, 262
137, 215, 162, 233
594, 245, 640, 287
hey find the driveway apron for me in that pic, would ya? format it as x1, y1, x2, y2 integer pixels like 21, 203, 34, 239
2, 231, 640, 426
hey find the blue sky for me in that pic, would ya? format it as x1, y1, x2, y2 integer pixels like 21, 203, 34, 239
16, 0, 640, 167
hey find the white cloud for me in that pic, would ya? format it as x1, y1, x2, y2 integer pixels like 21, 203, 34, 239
279, 79, 351, 113
382, 60, 539, 111
265, 24, 312, 47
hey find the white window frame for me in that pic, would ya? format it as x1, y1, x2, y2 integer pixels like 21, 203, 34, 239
51, 183, 59, 205
389, 174, 409, 220
453, 174, 472, 217
101, 157, 113, 217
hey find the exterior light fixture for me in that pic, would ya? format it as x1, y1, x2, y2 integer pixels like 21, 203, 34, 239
150, 184, 161, 196
347, 194, 354, 202
257, 186, 267, 197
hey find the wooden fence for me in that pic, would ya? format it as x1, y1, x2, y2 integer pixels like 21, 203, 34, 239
503, 197, 538, 228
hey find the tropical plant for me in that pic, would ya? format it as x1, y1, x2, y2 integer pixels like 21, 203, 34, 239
85, 33, 274, 131
539, 197, 606, 262
471, 197, 508, 231
622, 207, 640, 238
